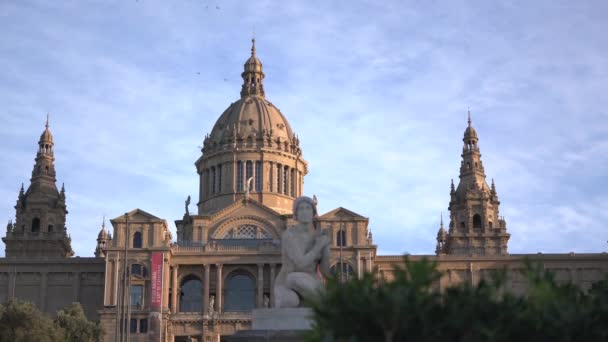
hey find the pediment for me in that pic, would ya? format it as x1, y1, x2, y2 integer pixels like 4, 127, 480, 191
318, 207, 367, 221
111, 208, 164, 223
209, 198, 284, 222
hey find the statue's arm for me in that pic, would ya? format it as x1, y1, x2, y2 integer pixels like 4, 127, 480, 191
284, 231, 324, 270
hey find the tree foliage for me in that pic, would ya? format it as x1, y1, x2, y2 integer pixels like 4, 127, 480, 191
55, 302, 102, 342
0, 300, 64, 342
305, 257, 608, 342
0, 300, 101, 342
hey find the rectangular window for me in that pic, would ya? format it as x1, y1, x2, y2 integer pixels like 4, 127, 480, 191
139, 319, 148, 333
211, 167, 216, 193
290, 169, 295, 196
246, 161, 253, 191
218, 164, 222, 193
130, 318, 137, 334
277, 164, 282, 193
255, 161, 262, 192
269, 162, 273, 192
283, 166, 288, 195
130, 285, 143, 307
237, 161, 243, 192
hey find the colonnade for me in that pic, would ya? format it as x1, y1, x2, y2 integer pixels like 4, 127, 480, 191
169, 263, 277, 314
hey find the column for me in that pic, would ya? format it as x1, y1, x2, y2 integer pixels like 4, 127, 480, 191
269, 264, 276, 307
39, 272, 48, 311
256, 264, 264, 308
73, 272, 81, 302
203, 264, 210, 315
216, 264, 223, 313
171, 265, 178, 313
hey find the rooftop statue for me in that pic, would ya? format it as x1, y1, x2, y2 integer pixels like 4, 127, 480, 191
274, 196, 331, 308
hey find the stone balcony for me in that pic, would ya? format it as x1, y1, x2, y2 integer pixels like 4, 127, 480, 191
172, 239, 281, 255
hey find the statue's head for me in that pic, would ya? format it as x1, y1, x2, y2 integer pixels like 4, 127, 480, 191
293, 196, 317, 223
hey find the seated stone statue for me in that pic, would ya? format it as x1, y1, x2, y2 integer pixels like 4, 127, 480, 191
274, 196, 331, 308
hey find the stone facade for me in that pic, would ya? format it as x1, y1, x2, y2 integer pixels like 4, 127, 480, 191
1, 40, 607, 342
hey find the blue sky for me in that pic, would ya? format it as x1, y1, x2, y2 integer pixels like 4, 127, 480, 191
1, 0, 607, 257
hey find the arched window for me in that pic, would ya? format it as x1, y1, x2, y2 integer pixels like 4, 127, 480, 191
224, 273, 255, 311
31, 218, 40, 233
336, 230, 346, 247
460, 222, 466, 231
47, 225, 54, 233
488, 221, 493, 228
179, 275, 203, 312
330, 262, 355, 281
133, 232, 142, 248
473, 214, 482, 229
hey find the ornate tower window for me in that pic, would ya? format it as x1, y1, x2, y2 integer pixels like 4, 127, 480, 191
473, 214, 482, 229
31, 218, 40, 233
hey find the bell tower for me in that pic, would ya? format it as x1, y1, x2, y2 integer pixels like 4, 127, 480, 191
3, 116, 74, 258
438, 112, 510, 256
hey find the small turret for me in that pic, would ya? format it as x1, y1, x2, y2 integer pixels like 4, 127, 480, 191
95, 216, 111, 258
435, 213, 447, 255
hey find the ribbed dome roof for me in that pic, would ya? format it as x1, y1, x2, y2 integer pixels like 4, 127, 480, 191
209, 95, 294, 144
464, 125, 478, 139
203, 39, 297, 151
39, 115, 53, 144
463, 111, 478, 139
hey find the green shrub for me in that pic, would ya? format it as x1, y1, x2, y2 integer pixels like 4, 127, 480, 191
305, 257, 608, 342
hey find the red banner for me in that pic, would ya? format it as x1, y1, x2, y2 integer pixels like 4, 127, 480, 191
150, 252, 164, 310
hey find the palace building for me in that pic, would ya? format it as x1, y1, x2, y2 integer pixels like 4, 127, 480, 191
1, 40, 607, 342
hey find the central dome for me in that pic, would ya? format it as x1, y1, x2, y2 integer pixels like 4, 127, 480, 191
195, 39, 307, 215
208, 96, 294, 146
202, 38, 298, 153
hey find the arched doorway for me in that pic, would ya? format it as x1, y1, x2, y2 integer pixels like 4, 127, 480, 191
179, 275, 202, 312
223, 272, 255, 311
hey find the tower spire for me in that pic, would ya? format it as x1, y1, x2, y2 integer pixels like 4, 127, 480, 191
240, 38, 265, 98
444, 110, 510, 256
3, 116, 73, 258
